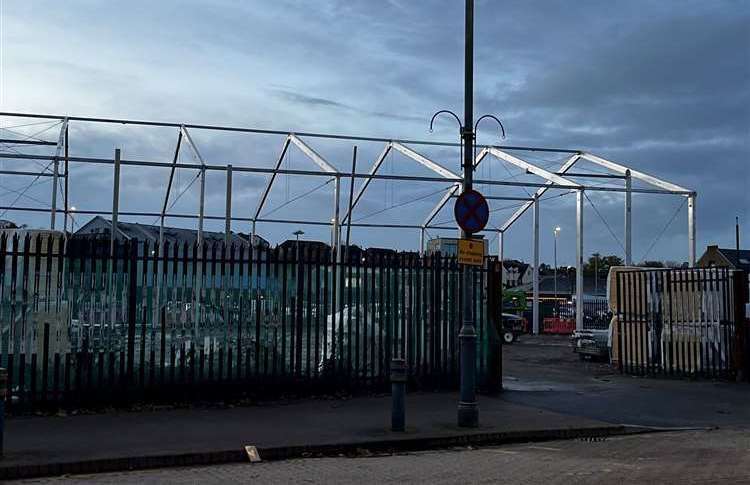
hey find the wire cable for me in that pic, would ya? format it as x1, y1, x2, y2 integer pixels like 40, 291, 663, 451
583, 191, 626, 253
0, 121, 62, 143
355, 185, 454, 223
0, 180, 51, 206
0, 161, 56, 218
640, 197, 687, 262
262, 177, 334, 218
0, 119, 62, 130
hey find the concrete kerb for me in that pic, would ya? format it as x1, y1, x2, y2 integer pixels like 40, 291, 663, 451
0, 424, 640, 480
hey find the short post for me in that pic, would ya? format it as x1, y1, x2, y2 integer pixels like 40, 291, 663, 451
390, 358, 406, 432
0, 367, 7, 456
485, 261, 502, 394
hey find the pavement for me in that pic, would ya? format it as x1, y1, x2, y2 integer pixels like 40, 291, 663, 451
3, 334, 748, 480
17, 429, 750, 484
1, 391, 620, 480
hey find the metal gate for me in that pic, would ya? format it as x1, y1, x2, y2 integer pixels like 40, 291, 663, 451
613, 267, 747, 379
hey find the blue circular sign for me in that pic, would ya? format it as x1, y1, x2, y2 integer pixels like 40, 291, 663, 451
454, 189, 489, 234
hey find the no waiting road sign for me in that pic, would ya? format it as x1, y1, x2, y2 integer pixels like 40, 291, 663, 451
454, 189, 489, 234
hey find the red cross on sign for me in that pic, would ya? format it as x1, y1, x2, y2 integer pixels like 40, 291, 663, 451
454, 189, 489, 234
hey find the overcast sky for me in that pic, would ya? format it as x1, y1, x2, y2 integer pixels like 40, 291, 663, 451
1, 0, 748, 265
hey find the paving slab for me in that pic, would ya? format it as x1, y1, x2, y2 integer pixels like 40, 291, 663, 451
0, 391, 620, 479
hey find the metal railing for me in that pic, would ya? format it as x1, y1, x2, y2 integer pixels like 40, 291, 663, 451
0, 233, 500, 411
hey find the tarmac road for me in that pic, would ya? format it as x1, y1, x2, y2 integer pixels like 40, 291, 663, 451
502, 334, 750, 429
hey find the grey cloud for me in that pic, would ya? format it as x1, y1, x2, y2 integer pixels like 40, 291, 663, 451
2, 0, 747, 260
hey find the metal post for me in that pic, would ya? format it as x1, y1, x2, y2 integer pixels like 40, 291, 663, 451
198, 166, 206, 248
419, 228, 426, 256
594, 254, 598, 295
0, 367, 6, 456
332, 175, 342, 315
160, 130, 184, 253
576, 190, 584, 331
457, 0, 478, 429
498, 230, 504, 289
63, 122, 69, 235
111, 148, 121, 257
554, 231, 557, 308
333, 176, 341, 262
49, 120, 66, 230
50, 157, 59, 230
688, 193, 696, 267
344, 147, 357, 259
391, 358, 406, 431
225, 164, 233, 247
532, 195, 540, 334
251, 220, 257, 254
625, 170, 632, 265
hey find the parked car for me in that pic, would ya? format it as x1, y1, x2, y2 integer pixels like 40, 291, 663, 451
571, 328, 609, 360
501, 313, 526, 344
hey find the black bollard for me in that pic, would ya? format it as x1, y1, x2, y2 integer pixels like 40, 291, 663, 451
390, 358, 406, 432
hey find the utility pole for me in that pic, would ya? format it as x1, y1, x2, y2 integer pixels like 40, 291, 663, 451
554, 226, 561, 312
594, 253, 599, 295
736, 216, 741, 266
458, 0, 478, 429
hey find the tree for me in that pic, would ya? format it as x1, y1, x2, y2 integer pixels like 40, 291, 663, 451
503, 289, 526, 312
583, 253, 624, 276
640, 260, 665, 268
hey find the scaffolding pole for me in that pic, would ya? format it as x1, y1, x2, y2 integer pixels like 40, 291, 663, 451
625, 170, 632, 265
576, 190, 584, 331
50, 119, 67, 230
160, 129, 184, 255
333, 176, 341, 261
111, 148, 121, 257
498, 230, 504, 288
225, 164, 233, 247
63, 121, 69, 235
688, 193, 696, 266
532, 195, 540, 335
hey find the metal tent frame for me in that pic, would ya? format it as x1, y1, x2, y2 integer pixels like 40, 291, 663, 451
0, 111, 696, 333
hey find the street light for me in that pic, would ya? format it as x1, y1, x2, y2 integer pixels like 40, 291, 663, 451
69, 206, 77, 233
554, 226, 561, 313
293, 230, 305, 258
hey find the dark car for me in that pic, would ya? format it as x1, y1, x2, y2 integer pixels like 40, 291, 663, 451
571, 328, 610, 361
501, 313, 526, 344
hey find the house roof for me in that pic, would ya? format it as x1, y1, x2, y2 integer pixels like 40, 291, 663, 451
503, 259, 529, 274
716, 248, 750, 272
74, 216, 269, 247
698, 244, 750, 272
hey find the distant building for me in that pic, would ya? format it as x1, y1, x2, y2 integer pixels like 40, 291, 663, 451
503, 260, 531, 288
426, 236, 488, 258
277, 239, 331, 254
74, 216, 270, 249
698, 245, 750, 273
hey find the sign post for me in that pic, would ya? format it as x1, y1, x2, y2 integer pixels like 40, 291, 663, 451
457, 0, 479, 429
